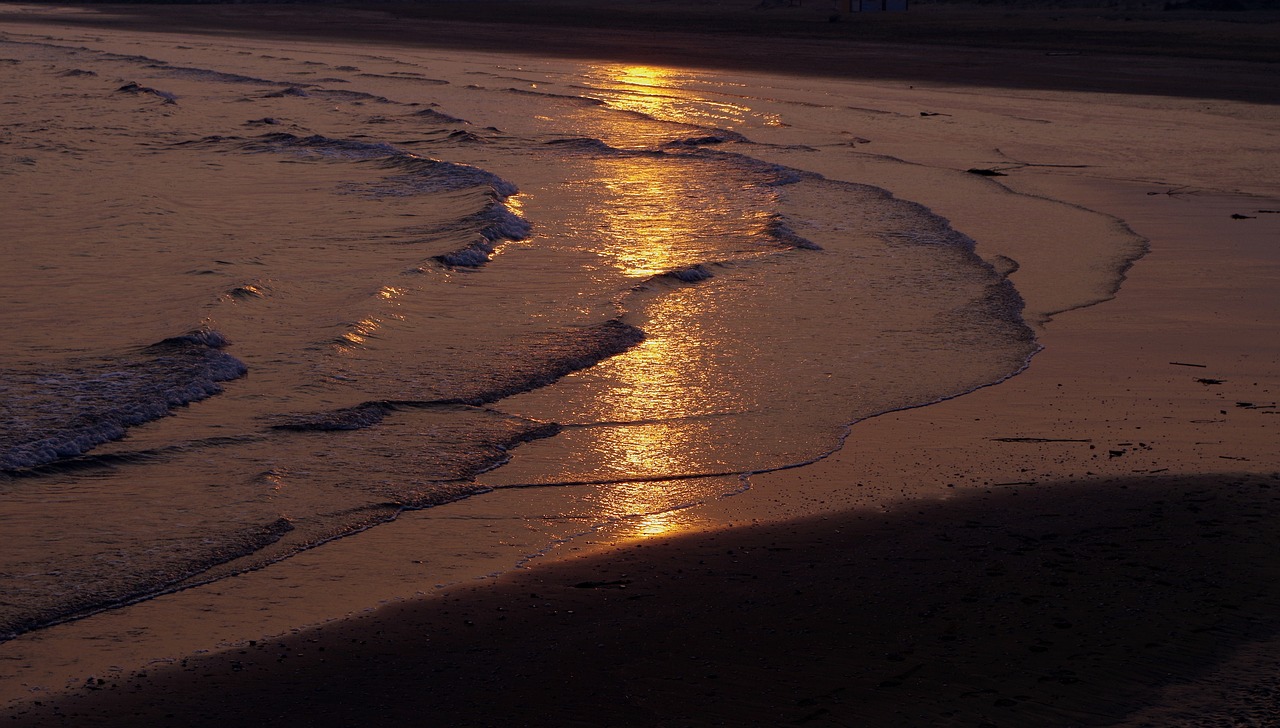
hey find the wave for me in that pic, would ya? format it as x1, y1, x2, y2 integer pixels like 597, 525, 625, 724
2, 434, 265, 481
261, 86, 395, 104
239, 131, 401, 159
148, 63, 282, 85
270, 402, 563, 442
375, 154, 520, 197
502, 321, 641, 396
0, 517, 295, 641
263, 85, 310, 98
189, 132, 523, 203
429, 199, 532, 267
681, 146, 810, 186
225, 283, 270, 301
219, 131, 518, 194
657, 264, 716, 283
311, 88, 396, 104
411, 107, 469, 124
664, 131, 751, 147
443, 130, 487, 144
435, 320, 646, 407
115, 81, 176, 104
544, 134, 808, 191
766, 215, 822, 250
0, 330, 247, 472
291, 317, 643, 429
270, 401, 397, 431
503, 87, 606, 106
360, 72, 450, 86
545, 137, 619, 153
0, 406, 567, 641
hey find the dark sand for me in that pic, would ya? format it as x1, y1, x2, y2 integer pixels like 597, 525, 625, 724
10, 474, 1280, 726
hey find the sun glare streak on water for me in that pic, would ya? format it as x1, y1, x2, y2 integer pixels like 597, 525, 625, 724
571, 301, 739, 538
474, 81, 784, 536
580, 155, 775, 279
583, 64, 782, 131
337, 317, 382, 351
576, 292, 739, 475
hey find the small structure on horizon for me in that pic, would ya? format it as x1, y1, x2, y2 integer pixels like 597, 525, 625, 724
845, 0, 908, 11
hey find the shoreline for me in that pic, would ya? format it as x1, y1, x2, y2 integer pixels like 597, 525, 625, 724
1, 3, 1278, 723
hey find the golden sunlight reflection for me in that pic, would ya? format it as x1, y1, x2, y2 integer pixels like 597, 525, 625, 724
612, 485, 686, 539
505, 193, 527, 218
586, 154, 771, 278
571, 69, 778, 278
528, 79, 781, 539
597, 161, 704, 277
585, 63, 781, 130
336, 317, 381, 352
551, 77, 772, 536
337, 283, 415, 352
579, 291, 743, 540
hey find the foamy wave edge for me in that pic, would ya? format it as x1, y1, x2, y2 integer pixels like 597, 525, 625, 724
0, 330, 247, 472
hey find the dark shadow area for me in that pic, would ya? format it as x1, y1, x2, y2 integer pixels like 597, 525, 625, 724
3, 2, 1279, 104
9, 472, 1280, 726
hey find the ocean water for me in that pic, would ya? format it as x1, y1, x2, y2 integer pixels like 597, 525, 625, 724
0, 33, 1039, 641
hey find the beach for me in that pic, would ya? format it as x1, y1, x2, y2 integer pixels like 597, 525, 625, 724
1, 1, 1278, 724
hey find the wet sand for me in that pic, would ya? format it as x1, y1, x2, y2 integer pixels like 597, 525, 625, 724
12, 178, 1278, 725
3, 1, 1279, 724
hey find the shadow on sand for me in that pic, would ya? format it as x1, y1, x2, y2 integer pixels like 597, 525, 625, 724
9, 472, 1280, 726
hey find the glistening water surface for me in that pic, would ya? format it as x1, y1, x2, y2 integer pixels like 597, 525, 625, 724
0, 36, 1040, 641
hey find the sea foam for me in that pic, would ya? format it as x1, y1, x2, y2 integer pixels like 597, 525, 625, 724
0, 331, 247, 472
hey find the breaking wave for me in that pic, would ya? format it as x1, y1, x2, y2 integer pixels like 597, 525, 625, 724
0, 331, 247, 472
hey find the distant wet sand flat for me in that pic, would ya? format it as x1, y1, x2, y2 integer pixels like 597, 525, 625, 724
6, 0, 1279, 101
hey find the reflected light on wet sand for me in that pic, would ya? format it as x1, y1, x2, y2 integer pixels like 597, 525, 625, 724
489, 65, 782, 539
576, 295, 739, 539
611, 489, 691, 539
553, 69, 771, 537
574, 66, 777, 279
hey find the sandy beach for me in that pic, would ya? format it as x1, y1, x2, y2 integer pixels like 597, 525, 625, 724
1, 1, 1278, 724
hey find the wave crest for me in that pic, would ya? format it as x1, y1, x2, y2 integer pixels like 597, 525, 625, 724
0, 330, 247, 472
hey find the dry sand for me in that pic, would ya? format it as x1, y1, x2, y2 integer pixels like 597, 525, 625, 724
2, 1, 1279, 725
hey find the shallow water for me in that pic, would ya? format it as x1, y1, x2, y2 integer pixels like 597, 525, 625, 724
0, 32, 1051, 640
